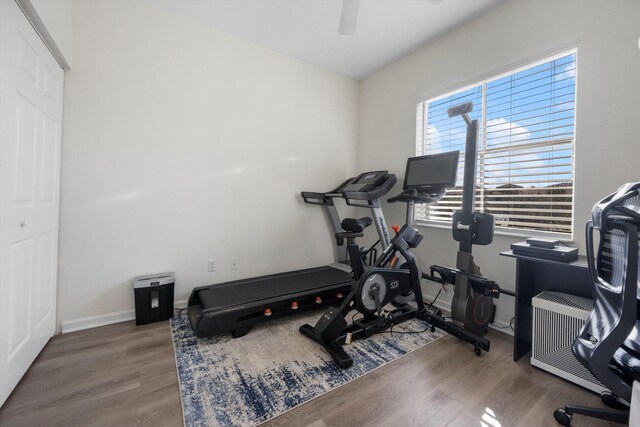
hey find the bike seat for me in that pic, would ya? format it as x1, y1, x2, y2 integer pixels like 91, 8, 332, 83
341, 217, 373, 233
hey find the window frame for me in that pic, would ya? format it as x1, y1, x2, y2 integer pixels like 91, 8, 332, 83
415, 49, 578, 241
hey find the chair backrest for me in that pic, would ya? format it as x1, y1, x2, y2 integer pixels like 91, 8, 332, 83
573, 183, 640, 401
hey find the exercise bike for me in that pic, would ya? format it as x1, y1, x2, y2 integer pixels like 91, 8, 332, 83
300, 151, 513, 368
301, 102, 520, 367
299, 217, 430, 369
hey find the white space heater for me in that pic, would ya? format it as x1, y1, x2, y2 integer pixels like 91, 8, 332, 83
531, 291, 608, 394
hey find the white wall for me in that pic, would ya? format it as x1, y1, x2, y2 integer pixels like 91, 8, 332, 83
358, 0, 640, 328
58, 0, 359, 328
28, 0, 73, 67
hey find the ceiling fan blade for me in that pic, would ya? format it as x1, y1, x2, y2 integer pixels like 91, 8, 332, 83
338, 0, 360, 35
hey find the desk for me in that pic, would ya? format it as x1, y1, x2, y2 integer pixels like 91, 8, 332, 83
500, 250, 592, 361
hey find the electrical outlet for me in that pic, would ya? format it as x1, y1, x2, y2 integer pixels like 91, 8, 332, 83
230, 258, 239, 270
208, 258, 216, 272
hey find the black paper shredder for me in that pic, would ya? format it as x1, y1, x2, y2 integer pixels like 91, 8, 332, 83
134, 272, 175, 325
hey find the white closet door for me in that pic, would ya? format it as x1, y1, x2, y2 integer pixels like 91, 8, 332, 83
0, 0, 64, 406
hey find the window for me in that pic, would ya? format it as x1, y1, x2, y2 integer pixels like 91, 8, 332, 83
415, 50, 577, 237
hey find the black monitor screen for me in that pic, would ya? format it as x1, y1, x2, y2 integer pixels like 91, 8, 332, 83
404, 151, 459, 191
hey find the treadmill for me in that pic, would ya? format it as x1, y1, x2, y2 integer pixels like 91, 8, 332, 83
187, 171, 397, 338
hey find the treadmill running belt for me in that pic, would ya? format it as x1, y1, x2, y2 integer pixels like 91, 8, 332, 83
197, 266, 352, 310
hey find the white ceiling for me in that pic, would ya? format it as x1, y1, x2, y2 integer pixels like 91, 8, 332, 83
152, 0, 503, 80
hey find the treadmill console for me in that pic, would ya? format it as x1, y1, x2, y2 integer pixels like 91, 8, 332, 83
338, 171, 388, 193
301, 170, 396, 208
301, 170, 397, 248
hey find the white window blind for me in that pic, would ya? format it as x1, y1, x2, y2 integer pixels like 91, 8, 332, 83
416, 51, 577, 236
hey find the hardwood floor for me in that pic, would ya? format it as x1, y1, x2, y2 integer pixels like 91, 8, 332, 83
0, 320, 617, 426
0, 321, 183, 427
267, 329, 616, 427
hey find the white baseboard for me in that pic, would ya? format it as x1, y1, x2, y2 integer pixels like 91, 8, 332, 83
489, 318, 514, 336
61, 299, 188, 334
61, 310, 135, 333
427, 297, 452, 314
174, 299, 188, 309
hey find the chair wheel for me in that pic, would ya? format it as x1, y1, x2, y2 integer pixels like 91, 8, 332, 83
430, 325, 436, 333
554, 408, 572, 426
474, 346, 481, 356
601, 392, 626, 409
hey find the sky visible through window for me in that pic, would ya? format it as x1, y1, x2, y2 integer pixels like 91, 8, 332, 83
425, 53, 575, 187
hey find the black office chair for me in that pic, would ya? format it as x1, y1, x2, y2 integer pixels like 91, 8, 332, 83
555, 183, 640, 426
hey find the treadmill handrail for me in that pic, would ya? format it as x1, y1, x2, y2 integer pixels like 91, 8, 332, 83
301, 191, 334, 206
387, 188, 446, 205
301, 177, 354, 206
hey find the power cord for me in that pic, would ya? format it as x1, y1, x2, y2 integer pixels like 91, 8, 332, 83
381, 321, 431, 336
379, 286, 449, 336
425, 285, 445, 310
492, 316, 515, 332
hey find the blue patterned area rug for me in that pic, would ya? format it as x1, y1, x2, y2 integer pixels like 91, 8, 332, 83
170, 310, 446, 427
